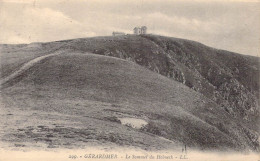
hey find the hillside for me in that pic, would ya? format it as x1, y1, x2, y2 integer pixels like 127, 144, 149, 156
57, 35, 259, 123
0, 35, 259, 151
2, 35, 258, 122
74, 35, 258, 122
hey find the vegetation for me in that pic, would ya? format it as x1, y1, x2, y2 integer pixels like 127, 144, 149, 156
0, 35, 259, 152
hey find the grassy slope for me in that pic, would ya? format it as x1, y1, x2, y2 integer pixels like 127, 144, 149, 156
0, 42, 66, 78
9, 35, 256, 123
49, 35, 259, 127
1, 53, 258, 151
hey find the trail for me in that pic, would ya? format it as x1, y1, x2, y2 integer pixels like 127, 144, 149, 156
0, 52, 62, 86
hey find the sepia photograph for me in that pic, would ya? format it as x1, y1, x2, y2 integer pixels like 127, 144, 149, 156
0, 0, 259, 160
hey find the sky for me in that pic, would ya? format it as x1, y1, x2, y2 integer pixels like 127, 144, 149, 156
0, 0, 259, 56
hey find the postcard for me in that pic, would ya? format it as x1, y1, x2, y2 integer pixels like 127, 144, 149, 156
0, 0, 259, 161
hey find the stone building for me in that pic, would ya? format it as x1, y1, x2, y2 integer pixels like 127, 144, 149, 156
112, 32, 125, 36
133, 26, 147, 35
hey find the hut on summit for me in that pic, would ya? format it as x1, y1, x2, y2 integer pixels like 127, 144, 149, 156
112, 32, 125, 36
133, 26, 147, 35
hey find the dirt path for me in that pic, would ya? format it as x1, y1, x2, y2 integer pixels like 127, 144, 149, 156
0, 52, 62, 86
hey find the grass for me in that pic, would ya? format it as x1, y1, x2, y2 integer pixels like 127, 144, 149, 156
2, 34, 258, 123
1, 52, 258, 151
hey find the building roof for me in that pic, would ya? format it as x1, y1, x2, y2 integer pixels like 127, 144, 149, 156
113, 31, 125, 34
134, 26, 147, 30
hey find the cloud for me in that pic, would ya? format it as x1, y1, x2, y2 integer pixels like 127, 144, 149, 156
0, 5, 95, 44
0, 0, 259, 56
0, 0, 34, 3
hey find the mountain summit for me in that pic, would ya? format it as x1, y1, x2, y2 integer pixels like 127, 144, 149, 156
0, 34, 259, 151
